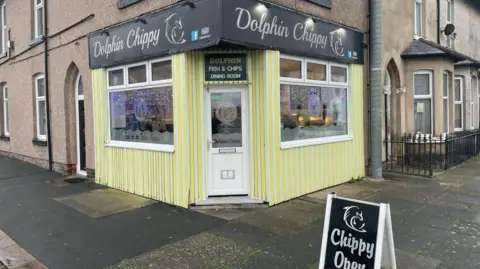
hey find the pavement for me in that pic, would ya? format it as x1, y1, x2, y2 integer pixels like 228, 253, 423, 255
0, 155, 479, 268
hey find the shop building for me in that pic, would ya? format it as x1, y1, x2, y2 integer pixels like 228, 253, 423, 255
380, 0, 480, 163
88, 0, 368, 208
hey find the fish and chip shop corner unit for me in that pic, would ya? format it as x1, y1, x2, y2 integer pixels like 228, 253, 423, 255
88, 0, 366, 208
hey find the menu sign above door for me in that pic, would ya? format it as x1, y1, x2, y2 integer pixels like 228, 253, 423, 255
318, 194, 397, 269
205, 54, 247, 81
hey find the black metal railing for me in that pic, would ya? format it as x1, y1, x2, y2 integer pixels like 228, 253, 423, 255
384, 130, 480, 177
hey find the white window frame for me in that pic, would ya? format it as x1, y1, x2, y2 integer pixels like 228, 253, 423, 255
106, 57, 174, 152
443, 72, 449, 134
1, 2, 6, 55
413, 71, 433, 134
34, 0, 43, 38
279, 54, 304, 83
454, 77, 463, 131
446, 0, 452, 23
279, 54, 352, 150
305, 59, 329, 84
35, 74, 46, 140
329, 62, 349, 86
414, 0, 423, 37
2, 84, 7, 136
471, 76, 477, 129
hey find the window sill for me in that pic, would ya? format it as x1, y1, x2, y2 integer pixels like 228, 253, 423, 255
106, 142, 175, 153
0, 52, 6, 59
0, 135, 10, 141
32, 139, 47, 146
29, 36, 44, 47
280, 135, 353, 150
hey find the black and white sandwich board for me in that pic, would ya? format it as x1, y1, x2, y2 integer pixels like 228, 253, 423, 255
318, 193, 397, 269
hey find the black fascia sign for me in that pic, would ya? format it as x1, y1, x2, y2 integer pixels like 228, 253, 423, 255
318, 194, 397, 269
88, 0, 365, 69
88, 0, 221, 69
221, 0, 364, 64
205, 54, 247, 81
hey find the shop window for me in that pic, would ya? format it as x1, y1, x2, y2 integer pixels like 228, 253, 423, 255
306, 61, 327, 82
34, 0, 43, 38
35, 74, 46, 140
2, 84, 7, 136
443, 72, 449, 134
107, 57, 174, 151
454, 77, 463, 131
413, 71, 432, 134
151, 59, 172, 81
280, 57, 302, 79
1, 2, 6, 55
280, 54, 350, 148
127, 64, 147, 84
331, 65, 348, 84
414, 0, 423, 37
108, 68, 125, 87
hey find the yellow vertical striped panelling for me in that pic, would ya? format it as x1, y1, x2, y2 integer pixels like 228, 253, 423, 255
92, 51, 269, 208
263, 50, 365, 206
92, 49, 363, 208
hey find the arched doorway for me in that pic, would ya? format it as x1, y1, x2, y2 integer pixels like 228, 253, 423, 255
75, 74, 86, 175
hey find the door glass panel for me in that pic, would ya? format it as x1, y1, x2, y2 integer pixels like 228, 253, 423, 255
211, 92, 242, 148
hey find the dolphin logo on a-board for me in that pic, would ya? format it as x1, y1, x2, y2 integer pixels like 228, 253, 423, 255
164, 13, 186, 44
343, 206, 367, 233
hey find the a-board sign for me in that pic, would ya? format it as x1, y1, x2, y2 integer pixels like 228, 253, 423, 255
319, 194, 397, 269
205, 54, 247, 81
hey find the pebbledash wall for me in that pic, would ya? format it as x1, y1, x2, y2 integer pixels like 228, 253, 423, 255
92, 50, 365, 208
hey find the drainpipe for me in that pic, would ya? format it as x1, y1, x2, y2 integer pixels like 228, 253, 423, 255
44, 0, 53, 171
370, 0, 383, 178
437, 0, 441, 44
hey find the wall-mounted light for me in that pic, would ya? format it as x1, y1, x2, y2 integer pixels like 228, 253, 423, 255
306, 17, 316, 26
335, 28, 346, 37
182, 0, 195, 8
101, 30, 110, 37
135, 18, 147, 24
256, 3, 268, 13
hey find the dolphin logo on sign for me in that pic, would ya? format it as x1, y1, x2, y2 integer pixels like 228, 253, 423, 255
343, 206, 367, 233
165, 13, 186, 44
330, 29, 345, 57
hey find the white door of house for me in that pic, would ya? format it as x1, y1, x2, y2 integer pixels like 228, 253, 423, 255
206, 87, 248, 196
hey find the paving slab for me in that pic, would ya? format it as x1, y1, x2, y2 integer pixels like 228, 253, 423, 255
395, 249, 442, 269
53, 189, 158, 218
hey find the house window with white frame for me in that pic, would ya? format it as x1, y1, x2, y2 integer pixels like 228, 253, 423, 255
2, 84, 7, 136
34, 0, 43, 38
279, 54, 349, 147
414, 0, 423, 37
1, 2, 6, 55
446, 0, 453, 48
472, 76, 477, 129
454, 77, 463, 131
35, 74, 46, 140
413, 71, 432, 134
443, 72, 449, 134
107, 57, 173, 151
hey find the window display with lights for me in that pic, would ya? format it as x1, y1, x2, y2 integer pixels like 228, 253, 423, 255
107, 57, 174, 151
280, 54, 349, 147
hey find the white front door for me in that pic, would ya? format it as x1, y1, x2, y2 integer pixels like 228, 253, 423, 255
206, 87, 248, 196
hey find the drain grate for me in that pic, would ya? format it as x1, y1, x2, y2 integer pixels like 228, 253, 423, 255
64, 177, 87, 184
